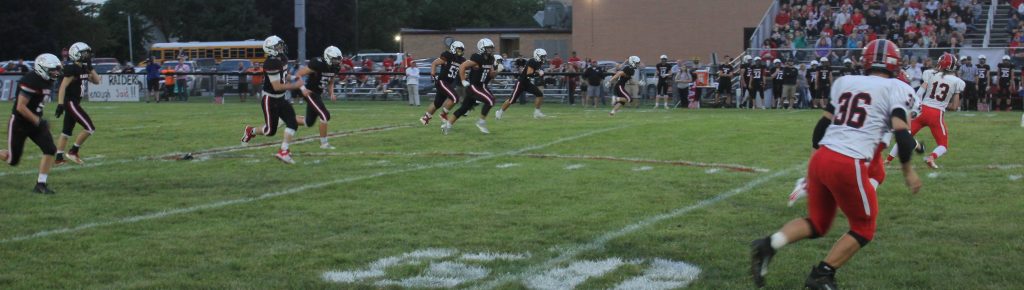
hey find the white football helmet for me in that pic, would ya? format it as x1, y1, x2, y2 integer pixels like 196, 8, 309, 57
978, 55, 986, 60
533, 48, 547, 62
811, 60, 820, 66
450, 41, 465, 56
34, 53, 63, 80
69, 42, 92, 62
263, 35, 286, 57
843, 58, 852, 64
744, 55, 753, 62
753, 57, 762, 62
1003, 55, 1011, 61
820, 57, 828, 63
494, 54, 504, 72
628, 56, 640, 67
477, 38, 494, 54
323, 46, 342, 66
660, 55, 668, 61
773, 59, 781, 64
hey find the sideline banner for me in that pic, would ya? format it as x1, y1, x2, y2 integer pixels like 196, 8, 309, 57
0, 76, 20, 101
88, 74, 142, 102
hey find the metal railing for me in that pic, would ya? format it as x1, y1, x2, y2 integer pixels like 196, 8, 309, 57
749, 0, 781, 50
984, 0, 997, 48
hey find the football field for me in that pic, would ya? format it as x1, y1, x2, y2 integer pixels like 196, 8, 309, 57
1, 101, 1022, 289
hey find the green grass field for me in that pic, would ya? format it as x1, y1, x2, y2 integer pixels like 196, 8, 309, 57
0, 100, 1022, 289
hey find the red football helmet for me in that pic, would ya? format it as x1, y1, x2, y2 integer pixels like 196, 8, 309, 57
861, 39, 901, 76
936, 53, 956, 71
896, 69, 911, 85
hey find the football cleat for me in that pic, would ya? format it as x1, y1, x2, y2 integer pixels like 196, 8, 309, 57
750, 238, 777, 288
241, 125, 255, 145
65, 152, 84, 164
420, 114, 431, 125
914, 139, 926, 154
804, 264, 838, 290
441, 122, 451, 135
925, 155, 939, 169
495, 109, 504, 120
320, 143, 336, 150
787, 177, 808, 207
54, 158, 66, 166
33, 183, 56, 194
275, 149, 295, 164
533, 111, 547, 119
475, 120, 490, 134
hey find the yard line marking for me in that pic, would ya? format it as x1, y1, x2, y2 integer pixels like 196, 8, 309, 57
468, 164, 802, 290
564, 164, 585, 170
0, 125, 628, 244
218, 151, 770, 173
0, 124, 413, 177
633, 166, 654, 171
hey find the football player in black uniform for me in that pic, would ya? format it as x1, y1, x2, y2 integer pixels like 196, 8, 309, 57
746, 57, 767, 109
444, 38, 498, 135
609, 56, 640, 116
496, 48, 548, 119
976, 55, 991, 110
770, 59, 783, 109
54, 42, 100, 165
739, 55, 753, 108
294, 46, 342, 150
806, 60, 819, 108
815, 57, 833, 109
0, 54, 62, 194
421, 41, 465, 126
839, 58, 858, 77
653, 55, 673, 109
997, 55, 1015, 111
716, 55, 735, 108
240, 36, 305, 164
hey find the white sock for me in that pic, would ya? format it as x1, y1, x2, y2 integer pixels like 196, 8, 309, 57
442, 107, 449, 113
320, 137, 328, 144
534, 108, 541, 113
38, 173, 48, 183
770, 232, 788, 250
932, 145, 948, 158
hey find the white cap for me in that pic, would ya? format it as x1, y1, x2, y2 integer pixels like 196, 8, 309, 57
773, 59, 781, 64
978, 55, 986, 59
820, 57, 828, 62
1003, 55, 1011, 60
843, 58, 852, 64
811, 60, 820, 66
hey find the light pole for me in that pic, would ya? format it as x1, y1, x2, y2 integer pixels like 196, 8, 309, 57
127, 14, 133, 63
394, 34, 402, 52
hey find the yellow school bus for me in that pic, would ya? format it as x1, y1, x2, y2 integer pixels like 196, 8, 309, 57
149, 40, 265, 64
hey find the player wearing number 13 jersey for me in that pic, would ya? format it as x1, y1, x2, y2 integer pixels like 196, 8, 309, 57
886, 53, 964, 169
750, 40, 922, 290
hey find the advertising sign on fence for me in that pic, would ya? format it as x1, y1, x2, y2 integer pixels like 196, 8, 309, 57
88, 74, 142, 102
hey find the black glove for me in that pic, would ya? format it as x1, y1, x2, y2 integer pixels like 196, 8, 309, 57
36, 119, 49, 129
85, 62, 93, 72
55, 104, 65, 118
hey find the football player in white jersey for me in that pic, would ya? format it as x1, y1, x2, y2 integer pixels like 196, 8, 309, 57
751, 40, 922, 290
886, 53, 964, 169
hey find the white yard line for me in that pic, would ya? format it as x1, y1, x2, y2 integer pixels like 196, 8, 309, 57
0, 125, 629, 244
0, 124, 413, 177
468, 164, 802, 290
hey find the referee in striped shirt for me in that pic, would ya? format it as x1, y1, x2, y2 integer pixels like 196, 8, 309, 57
958, 56, 978, 111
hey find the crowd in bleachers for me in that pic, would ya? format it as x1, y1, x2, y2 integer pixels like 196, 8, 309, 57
763, 0, 983, 63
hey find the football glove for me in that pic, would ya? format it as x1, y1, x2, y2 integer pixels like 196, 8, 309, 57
55, 104, 65, 118
462, 80, 470, 87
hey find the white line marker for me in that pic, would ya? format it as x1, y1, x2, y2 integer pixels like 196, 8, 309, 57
705, 168, 721, 174
564, 164, 585, 170
496, 163, 520, 168
469, 165, 801, 289
1, 125, 629, 244
633, 166, 654, 171
612, 259, 702, 290
1010, 175, 1023, 181
524, 258, 626, 290
927, 172, 940, 179
460, 252, 531, 262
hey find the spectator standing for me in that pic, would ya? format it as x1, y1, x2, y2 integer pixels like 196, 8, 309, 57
406, 61, 420, 106
959, 56, 978, 111
583, 59, 604, 108
781, 59, 799, 109
568, 51, 580, 65
550, 53, 563, 70
237, 62, 248, 102
120, 61, 135, 73
675, 61, 693, 108
380, 56, 395, 93
145, 58, 161, 103
160, 63, 175, 102
174, 56, 192, 102
565, 61, 580, 105
247, 63, 264, 101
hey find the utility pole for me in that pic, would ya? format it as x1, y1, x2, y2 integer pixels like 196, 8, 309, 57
295, 0, 307, 65
127, 14, 134, 63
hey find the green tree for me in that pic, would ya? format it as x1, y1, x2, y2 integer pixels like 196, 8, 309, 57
0, 0, 106, 61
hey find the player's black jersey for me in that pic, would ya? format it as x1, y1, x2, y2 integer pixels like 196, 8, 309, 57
818, 67, 832, 83
262, 55, 288, 96
977, 64, 990, 81
304, 57, 338, 95
807, 68, 818, 82
840, 66, 858, 77
782, 67, 798, 85
438, 51, 465, 83
468, 53, 494, 85
517, 58, 544, 81
998, 62, 1014, 84
771, 67, 783, 81
62, 63, 89, 102
718, 64, 733, 81
11, 72, 53, 121
749, 64, 765, 81
617, 66, 635, 86
655, 63, 673, 82
741, 63, 751, 81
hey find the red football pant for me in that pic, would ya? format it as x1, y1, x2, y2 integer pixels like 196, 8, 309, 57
912, 106, 949, 150
806, 146, 879, 241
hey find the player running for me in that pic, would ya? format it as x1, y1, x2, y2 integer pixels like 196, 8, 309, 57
443, 38, 497, 134
495, 48, 549, 119
750, 39, 922, 290
54, 42, 100, 165
885, 53, 964, 169
240, 35, 305, 164
609, 56, 640, 116
0, 54, 63, 194
421, 41, 465, 126
294, 46, 342, 150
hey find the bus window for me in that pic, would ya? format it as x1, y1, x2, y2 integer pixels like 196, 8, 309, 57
245, 48, 254, 58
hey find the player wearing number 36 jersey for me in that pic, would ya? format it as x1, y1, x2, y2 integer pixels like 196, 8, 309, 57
886, 53, 963, 169
750, 40, 922, 290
